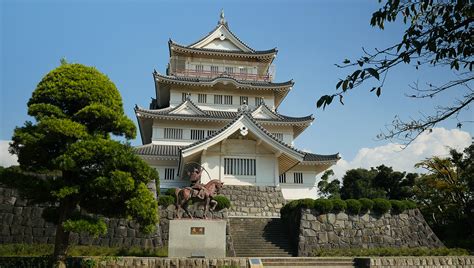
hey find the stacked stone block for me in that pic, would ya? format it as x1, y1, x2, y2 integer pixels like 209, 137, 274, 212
220, 185, 285, 217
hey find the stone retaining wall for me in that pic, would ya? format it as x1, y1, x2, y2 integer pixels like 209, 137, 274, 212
297, 208, 444, 256
0, 187, 162, 248
356, 256, 474, 267
220, 185, 285, 217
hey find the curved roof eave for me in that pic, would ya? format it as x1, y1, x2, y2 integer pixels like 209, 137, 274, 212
169, 40, 277, 58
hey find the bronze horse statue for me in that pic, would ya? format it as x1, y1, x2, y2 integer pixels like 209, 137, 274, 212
175, 179, 224, 219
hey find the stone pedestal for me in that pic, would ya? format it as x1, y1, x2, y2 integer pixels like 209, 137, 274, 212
168, 219, 226, 258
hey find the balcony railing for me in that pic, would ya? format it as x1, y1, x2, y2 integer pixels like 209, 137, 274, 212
169, 56, 275, 82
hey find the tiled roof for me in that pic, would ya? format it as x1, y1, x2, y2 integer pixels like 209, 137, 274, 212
170, 40, 277, 56
153, 72, 293, 89
303, 153, 340, 162
135, 100, 313, 123
134, 144, 181, 157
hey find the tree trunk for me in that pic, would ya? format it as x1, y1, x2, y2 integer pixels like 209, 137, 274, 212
52, 199, 74, 267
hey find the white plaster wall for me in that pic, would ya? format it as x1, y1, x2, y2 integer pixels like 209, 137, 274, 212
151, 120, 227, 145
202, 39, 241, 51
169, 87, 275, 111
278, 165, 327, 200
280, 185, 319, 200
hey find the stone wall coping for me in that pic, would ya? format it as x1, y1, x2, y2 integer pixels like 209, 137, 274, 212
228, 215, 280, 219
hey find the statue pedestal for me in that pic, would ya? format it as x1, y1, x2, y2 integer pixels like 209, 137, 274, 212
168, 219, 226, 258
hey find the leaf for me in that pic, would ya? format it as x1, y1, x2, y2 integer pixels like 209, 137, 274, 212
343, 59, 350, 64
342, 80, 349, 91
336, 80, 343, 89
358, 60, 364, 67
316, 96, 327, 108
376, 87, 382, 97
339, 95, 344, 105
366, 68, 380, 80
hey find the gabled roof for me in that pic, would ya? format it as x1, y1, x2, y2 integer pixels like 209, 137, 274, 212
153, 71, 293, 90
135, 101, 313, 124
168, 11, 277, 60
134, 144, 180, 159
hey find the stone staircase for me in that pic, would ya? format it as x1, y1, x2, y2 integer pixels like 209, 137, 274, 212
229, 217, 293, 257
260, 257, 356, 268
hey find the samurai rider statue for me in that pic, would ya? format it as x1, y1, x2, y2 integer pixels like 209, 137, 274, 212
184, 162, 206, 199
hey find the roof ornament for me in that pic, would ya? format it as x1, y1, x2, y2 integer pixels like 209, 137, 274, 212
218, 9, 228, 27
237, 99, 250, 113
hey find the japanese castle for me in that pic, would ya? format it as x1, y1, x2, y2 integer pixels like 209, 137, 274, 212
135, 11, 339, 199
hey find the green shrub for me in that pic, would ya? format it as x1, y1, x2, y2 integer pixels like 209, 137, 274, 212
213, 195, 231, 210
331, 199, 347, 213
311, 247, 469, 257
358, 198, 374, 213
164, 188, 177, 197
298, 198, 316, 209
372, 198, 391, 214
313, 199, 333, 214
345, 199, 362, 214
402, 200, 417, 209
158, 195, 175, 207
390, 200, 408, 214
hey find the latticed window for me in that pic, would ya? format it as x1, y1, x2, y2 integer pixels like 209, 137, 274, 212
190, 129, 205, 140
272, 133, 283, 141
182, 93, 190, 101
207, 130, 217, 137
294, 172, 303, 184
225, 66, 234, 74
195, 64, 204, 73
164, 128, 183, 139
255, 97, 264, 106
214, 95, 223, 104
164, 168, 175, 180
279, 173, 287, 183
198, 94, 207, 103
224, 95, 233, 105
224, 158, 256, 176
211, 65, 219, 74
240, 96, 248, 105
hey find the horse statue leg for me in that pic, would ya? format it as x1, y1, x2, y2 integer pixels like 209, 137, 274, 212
209, 199, 218, 211
175, 189, 182, 219
183, 198, 193, 219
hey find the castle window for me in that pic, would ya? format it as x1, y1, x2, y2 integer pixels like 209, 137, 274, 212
240, 96, 248, 105
207, 130, 217, 137
195, 64, 204, 73
279, 173, 287, 183
214, 95, 223, 104
190, 129, 205, 140
239, 67, 248, 74
272, 133, 283, 141
255, 97, 264, 106
293, 172, 303, 184
164, 128, 183, 139
198, 94, 207, 103
224, 158, 256, 176
164, 168, 175, 180
225, 66, 234, 74
211, 65, 219, 74
224, 95, 233, 105
182, 93, 190, 101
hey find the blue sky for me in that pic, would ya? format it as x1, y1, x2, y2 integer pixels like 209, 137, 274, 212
1, 0, 472, 167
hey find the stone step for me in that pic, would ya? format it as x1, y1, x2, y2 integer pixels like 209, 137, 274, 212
261, 258, 356, 268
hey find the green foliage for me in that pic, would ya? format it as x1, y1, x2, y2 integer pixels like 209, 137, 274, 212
318, 1, 473, 142
213, 195, 231, 210
62, 217, 107, 237
402, 200, 417, 210
413, 145, 474, 250
345, 199, 362, 214
390, 200, 408, 214
165, 188, 177, 197
358, 198, 374, 213
372, 198, 391, 214
313, 199, 333, 214
311, 247, 469, 257
330, 199, 346, 213
158, 195, 175, 207
317, 169, 341, 198
2, 63, 160, 261
0, 244, 168, 257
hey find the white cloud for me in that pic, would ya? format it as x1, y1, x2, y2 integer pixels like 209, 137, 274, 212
0, 140, 18, 167
331, 128, 472, 179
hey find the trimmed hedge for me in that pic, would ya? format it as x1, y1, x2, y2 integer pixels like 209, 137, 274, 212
331, 199, 347, 213
359, 198, 374, 213
373, 198, 392, 214
158, 195, 175, 207
312, 247, 469, 257
314, 199, 333, 214
212, 195, 231, 210
165, 188, 176, 197
346, 199, 362, 214
280, 197, 416, 218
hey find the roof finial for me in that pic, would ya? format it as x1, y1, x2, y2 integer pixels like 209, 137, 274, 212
218, 9, 227, 27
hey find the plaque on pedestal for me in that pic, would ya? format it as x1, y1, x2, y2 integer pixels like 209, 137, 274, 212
168, 219, 226, 257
